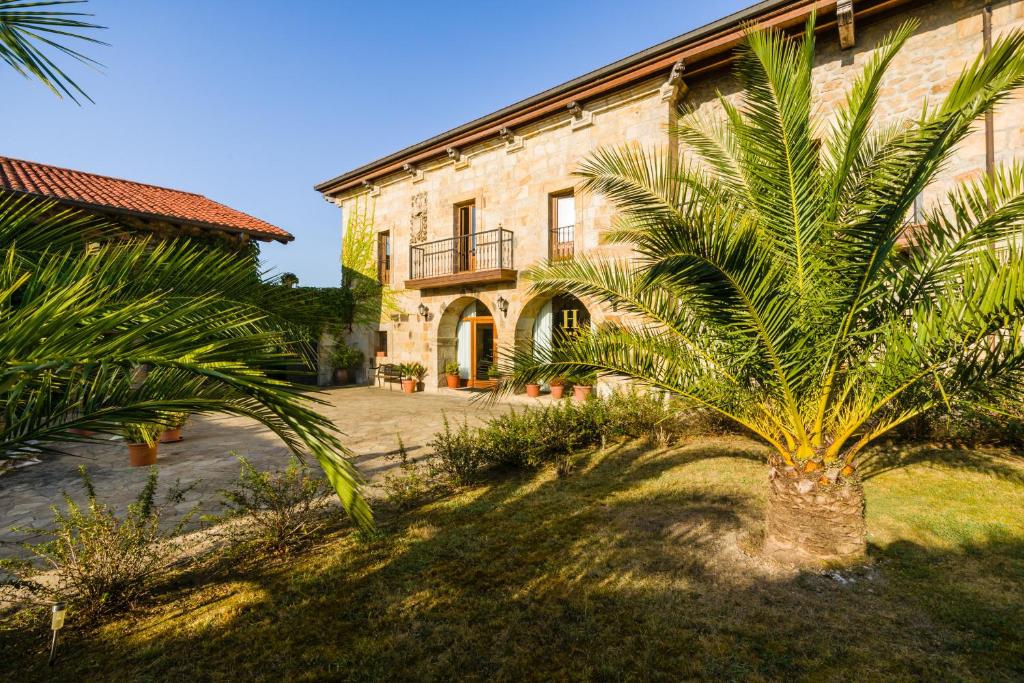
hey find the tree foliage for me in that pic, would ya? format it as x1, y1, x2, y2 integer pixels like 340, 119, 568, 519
506, 17, 1024, 479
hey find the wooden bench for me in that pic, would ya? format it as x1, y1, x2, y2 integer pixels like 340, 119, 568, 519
375, 363, 403, 390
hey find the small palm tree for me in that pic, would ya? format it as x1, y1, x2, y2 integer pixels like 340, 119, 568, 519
508, 17, 1024, 566
0, 196, 371, 529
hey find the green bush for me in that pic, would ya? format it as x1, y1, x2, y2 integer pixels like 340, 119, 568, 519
206, 454, 336, 552
331, 343, 364, 369
890, 401, 1024, 446
381, 435, 438, 510
0, 467, 195, 618
426, 415, 489, 485
427, 389, 707, 482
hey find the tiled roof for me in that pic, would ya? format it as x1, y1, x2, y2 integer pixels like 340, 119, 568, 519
0, 156, 292, 242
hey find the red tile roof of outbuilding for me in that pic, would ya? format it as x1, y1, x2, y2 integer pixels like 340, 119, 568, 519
0, 156, 292, 242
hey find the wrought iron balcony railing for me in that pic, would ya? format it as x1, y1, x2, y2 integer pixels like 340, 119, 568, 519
407, 228, 515, 288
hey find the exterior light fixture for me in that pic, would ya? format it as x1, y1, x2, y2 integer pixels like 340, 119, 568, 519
496, 296, 509, 317
418, 303, 429, 319
49, 602, 67, 666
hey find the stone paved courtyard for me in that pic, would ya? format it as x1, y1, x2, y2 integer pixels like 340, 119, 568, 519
0, 386, 526, 557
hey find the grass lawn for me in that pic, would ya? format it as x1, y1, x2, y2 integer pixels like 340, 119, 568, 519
2, 435, 1023, 681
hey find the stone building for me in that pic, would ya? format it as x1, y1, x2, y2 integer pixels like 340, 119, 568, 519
316, 0, 1024, 391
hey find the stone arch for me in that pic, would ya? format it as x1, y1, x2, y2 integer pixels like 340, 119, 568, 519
513, 292, 595, 360
434, 296, 493, 387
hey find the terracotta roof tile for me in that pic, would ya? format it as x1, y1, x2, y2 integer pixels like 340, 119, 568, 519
0, 156, 292, 242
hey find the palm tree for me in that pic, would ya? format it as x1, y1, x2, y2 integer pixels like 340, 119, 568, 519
0, 1, 370, 528
507, 17, 1024, 566
0, 196, 371, 528
0, 0, 105, 103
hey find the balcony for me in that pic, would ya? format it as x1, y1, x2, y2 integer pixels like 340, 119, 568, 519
406, 228, 516, 290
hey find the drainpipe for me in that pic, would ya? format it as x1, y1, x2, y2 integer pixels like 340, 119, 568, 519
983, 2, 995, 181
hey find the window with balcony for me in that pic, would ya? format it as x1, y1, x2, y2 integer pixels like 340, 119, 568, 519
550, 192, 575, 260
377, 231, 391, 284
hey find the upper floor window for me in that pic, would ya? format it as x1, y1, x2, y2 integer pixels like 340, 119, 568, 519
550, 192, 575, 261
377, 231, 391, 284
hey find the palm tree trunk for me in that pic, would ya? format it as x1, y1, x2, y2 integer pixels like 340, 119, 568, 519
763, 466, 866, 567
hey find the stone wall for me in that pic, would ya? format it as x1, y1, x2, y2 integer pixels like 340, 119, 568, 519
332, 0, 1024, 392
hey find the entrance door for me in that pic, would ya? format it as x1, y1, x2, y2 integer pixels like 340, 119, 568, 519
455, 200, 476, 273
469, 316, 496, 388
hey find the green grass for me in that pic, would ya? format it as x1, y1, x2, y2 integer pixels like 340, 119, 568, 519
3, 436, 1024, 681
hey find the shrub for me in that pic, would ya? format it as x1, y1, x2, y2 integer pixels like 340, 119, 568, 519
427, 415, 489, 485
0, 467, 194, 618
890, 401, 1024, 446
331, 343, 364, 369
400, 362, 427, 381
443, 360, 460, 376
206, 454, 336, 552
381, 435, 438, 509
425, 389, 742, 482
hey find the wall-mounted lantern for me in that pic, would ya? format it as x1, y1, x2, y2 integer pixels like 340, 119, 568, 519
495, 296, 509, 317
417, 303, 429, 319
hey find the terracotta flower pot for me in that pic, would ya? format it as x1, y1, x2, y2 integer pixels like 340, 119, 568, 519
159, 427, 183, 443
550, 384, 566, 399
401, 378, 416, 394
376, 351, 387, 358
127, 443, 158, 467
445, 374, 460, 389
526, 383, 541, 398
334, 368, 350, 385
573, 385, 593, 402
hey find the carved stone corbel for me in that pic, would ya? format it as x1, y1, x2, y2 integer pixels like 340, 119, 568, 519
567, 101, 594, 131
660, 58, 688, 104
403, 162, 424, 183
498, 126, 524, 153
837, 0, 855, 49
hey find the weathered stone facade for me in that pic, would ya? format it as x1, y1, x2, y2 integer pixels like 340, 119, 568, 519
325, 0, 1024, 391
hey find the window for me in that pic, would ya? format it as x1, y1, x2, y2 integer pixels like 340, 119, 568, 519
376, 330, 388, 357
550, 192, 575, 260
377, 231, 391, 284
454, 200, 476, 272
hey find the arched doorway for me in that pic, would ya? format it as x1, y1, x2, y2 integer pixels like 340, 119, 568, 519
515, 293, 592, 359
436, 298, 498, 389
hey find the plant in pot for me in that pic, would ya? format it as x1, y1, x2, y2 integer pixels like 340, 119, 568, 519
443, 360, 461, 389
400, 363, 426, 394
411, 362, 428, 391
571, 371, 597, 402
159, 412, 188, 443
486, 363, 503, 387
331, 343, 364, 385
122, 422, 163, 467
549, 377, 567, 400
525, 375, 542, 398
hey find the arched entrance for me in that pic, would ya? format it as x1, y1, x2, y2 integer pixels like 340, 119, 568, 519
436, 298, 498, 389
515, 293, 592, 359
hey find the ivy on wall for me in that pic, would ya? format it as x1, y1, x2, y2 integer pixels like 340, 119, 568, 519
341, 195, 399, 327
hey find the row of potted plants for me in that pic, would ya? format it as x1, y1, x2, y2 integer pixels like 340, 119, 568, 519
440, 360, 597, 400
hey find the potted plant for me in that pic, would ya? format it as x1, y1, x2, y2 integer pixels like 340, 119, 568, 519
525, 380, 541, 397
400, 363, 426, 394
486, 364, 503, 387
411, 362, 428, 391
331, 343, 364, 385
443, 360, 461, 389
572, 371, 597, 402
123, 422, 162, 467
549, 377, 567, 400
159, 412, 188, 443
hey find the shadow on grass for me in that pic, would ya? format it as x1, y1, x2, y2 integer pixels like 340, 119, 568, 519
3, 438, 1023, 681
860, 441, 1024, 484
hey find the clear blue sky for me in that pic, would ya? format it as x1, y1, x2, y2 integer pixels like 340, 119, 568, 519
5, 0, 750, 286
